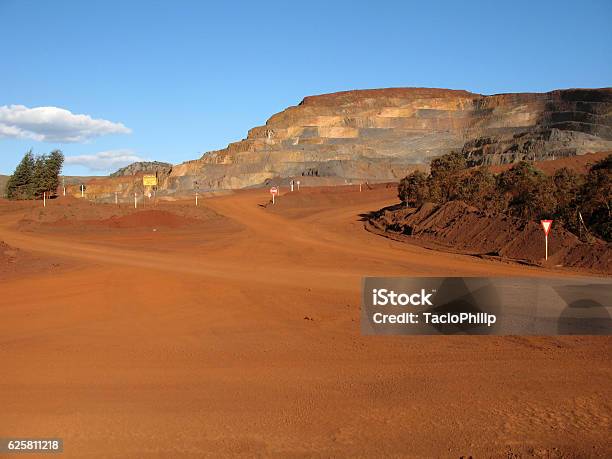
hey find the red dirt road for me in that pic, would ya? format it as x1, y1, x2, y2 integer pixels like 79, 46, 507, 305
1, 187, 610, 457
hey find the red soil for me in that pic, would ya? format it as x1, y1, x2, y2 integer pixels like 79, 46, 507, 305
0, 186, 610, 457
62, 210, 200, 229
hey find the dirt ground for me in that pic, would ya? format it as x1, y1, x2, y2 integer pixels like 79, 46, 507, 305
0, 186, 610, 458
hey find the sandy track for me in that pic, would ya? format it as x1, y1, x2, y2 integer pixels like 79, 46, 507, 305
1, 188, 610, 457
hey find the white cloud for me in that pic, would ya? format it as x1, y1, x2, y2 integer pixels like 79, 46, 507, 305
0, 105, 131, 142
65, 149, 147, 173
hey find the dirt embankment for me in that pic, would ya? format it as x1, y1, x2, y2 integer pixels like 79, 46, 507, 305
367, 201, 611, 273
15, 196, 241, 233
265, 183, 397, 217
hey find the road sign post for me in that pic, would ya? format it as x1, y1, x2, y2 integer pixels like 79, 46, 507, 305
270, 186, 278, 204
541, 220, 553, 260
143, 175, 157, 187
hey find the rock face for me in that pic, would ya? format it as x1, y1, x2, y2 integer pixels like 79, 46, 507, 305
462, 89, 612, 165
162, 87, 612, 191
110, 161, 172, 177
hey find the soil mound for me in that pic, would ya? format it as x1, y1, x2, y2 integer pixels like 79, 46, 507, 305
368, 201, 611, 273
15, 199, 233, 234
265, 183, 397, 218
93, 210, 199, 228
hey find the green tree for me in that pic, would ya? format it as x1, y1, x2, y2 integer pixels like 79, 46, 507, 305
454, 167, 499, 210
6, 150, 35, 200
576, 155, 611, 241
398, 171, 429, 206
551, 167, 583, 232
5, 149, 64, 200
45, 150, 64, 196
496, 161, 557, 220
31, 154, 48, 198
427, 151, 467, 203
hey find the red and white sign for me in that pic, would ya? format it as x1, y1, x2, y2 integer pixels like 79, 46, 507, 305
270, 186, 278, 195
541, 220, 553, 236
541, 219, 553, 260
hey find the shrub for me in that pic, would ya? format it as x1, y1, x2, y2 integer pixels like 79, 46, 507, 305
551, 167, 583, 232
427, 151, 466, 203
396, 153, 611, 241
496, 161, 557, 220
453, 167, 499, 210
398, 170, 429, 206
576, 155, 611, 241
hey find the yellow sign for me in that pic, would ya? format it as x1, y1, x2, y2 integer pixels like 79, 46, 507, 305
143, 175, 157, 186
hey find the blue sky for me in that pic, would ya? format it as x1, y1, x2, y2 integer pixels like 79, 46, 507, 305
1, 0, 610, 175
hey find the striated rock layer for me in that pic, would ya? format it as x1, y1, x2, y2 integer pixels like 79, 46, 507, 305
73, 87, 610, 197
163, 87, 612, 191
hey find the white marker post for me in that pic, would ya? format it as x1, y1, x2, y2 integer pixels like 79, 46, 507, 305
81, 184, 84, 198
296, 180, 300, 191
270, 186, 278, 204
134, 192, 137, 209
63, 178, 66, 196
193, 181, 200, 207
115, 191, 118, 205
43, 192, 46, 207
540, 219, 553, 260
290, 180, 294, 192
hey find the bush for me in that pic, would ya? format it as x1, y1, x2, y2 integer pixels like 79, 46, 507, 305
497, 161, 557, 220
427, 151, 466, 203
551, 167, 583, 233
453, 167, 499, 210
398, 171, 429, 205
396, 153, 611, 241
576, 156, 611, 241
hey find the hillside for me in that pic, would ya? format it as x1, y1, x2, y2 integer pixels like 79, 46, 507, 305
69, 87, 612, 198
110, 161, 172, 177
162, 87, 611, 191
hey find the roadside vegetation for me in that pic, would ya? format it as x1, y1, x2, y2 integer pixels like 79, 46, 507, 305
5, 150, 64, 200
398, 152, 611, 242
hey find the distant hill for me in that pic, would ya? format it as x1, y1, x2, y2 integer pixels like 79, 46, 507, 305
110, 161, 172, 177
